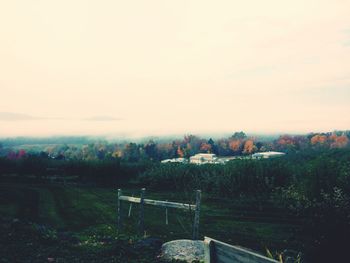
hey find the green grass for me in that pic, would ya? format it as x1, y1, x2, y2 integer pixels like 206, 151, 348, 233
0, 183, 305, 261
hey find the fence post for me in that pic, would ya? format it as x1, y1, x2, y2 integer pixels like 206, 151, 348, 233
165, 200, 169, 225
117, 189, 122, 232
204, 237, 215, 263
128, 194, 134, 217
192, 190, 201, 240
138, 188, 145, 236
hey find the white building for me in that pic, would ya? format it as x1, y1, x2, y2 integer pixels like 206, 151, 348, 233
252, 151, 285, 159
189, 153, 218, 164
161, 158, 187, 164
162, 153, 255, 165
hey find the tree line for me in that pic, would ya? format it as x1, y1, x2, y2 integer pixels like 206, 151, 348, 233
1, 131, 349, 162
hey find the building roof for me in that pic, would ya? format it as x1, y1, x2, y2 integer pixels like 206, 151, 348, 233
191, 153, 216, 157
252, 151, 285, 156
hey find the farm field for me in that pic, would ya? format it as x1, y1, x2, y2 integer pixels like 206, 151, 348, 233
0, 183, 305, 262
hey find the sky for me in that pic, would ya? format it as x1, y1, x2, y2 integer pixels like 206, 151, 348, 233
0, 0, 349, 137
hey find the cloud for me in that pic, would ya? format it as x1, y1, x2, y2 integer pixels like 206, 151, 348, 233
0, 112, 122, 122
84, 116, 123, 121
0, 112, 40, 121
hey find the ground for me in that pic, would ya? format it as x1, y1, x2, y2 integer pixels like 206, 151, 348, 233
0, 183, 305, 262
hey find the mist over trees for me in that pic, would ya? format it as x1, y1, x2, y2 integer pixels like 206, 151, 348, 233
1, 131, 349, 162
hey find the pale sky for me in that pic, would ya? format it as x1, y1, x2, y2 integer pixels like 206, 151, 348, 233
0, 0, 349, 137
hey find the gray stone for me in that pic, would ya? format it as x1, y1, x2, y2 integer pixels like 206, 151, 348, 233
160, 239, 204, 263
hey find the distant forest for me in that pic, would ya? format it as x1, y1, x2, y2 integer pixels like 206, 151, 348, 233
0, 131, 349, 162
1, 132, 350, 262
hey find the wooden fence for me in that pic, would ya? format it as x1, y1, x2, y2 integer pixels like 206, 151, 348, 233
204, 237, 279, 263
117, 188, 201, 239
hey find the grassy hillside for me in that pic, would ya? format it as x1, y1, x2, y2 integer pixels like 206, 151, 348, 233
0, 183, 305, 262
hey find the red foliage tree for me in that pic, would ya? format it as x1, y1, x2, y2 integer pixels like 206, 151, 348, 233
311, 134, 328, 145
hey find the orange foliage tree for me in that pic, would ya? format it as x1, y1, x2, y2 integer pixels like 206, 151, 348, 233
243, 139, 257, 154
310, 134, 328, 145
200, 142, 212, 153
278, 135, 295, 146
229, 139, 242, 152
329, 134, 349, 148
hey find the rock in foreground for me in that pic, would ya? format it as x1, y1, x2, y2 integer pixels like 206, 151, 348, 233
160, 239, 204, 262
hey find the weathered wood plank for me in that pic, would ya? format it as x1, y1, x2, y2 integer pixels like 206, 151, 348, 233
144, 199, 195, 210
204, 237, 279, 263
119, 196, 141, 203
119, 195, 196, 210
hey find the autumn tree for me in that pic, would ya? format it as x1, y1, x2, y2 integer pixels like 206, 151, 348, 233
311, 134, 328, 145
329, 134, 349, 148
275, 135, 297, 151
277, 135, 295, 146
200, 142, 212, 153
243, 139, 257, 154
228, 132, 247, 155
229, 139, 242, 153
182, 135, 203, 157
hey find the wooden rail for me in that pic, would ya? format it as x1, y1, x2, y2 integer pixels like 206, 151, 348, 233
117, 188, 201, 239
204, 237, 279, 263
118, 196, 196, 210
